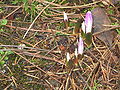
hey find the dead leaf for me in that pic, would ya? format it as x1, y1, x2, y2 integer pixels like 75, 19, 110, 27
92, 7, 117, 47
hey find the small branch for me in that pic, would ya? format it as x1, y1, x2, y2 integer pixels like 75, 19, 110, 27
3, 6, 22, 19
49, 1, 100, 9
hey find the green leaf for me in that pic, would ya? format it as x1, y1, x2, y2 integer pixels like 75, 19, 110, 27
111, 23, 120, 35
74, 19, 81, 34
85, 33, 92, 47
11, 0, 18, 4
24, 2, 29, 12
31, 59, 37, 63
0, 61, 5, 66
116, 29, 120, 35
6, 51, 13, 55
4, 57, 8, 60
66, 59, 74, 72
0, 1, 4, 4
23, 0, 27, 3
81, 30, 86, 39
0, 56, 2, 59
0, 19, 7, 26
0, 51, 4, 55
0, 29, 4, 32
56, 32, 67, 36
0, 8, 3, 12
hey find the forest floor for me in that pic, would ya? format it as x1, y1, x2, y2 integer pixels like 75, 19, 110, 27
0, 0, 120, 90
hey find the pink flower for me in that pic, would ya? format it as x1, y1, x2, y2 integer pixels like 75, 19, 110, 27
78, 37, 84, 55
84, 11, 93, 33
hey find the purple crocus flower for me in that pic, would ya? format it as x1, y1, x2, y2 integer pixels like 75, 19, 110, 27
78, 37, 84, 55
84, 11, 93, 33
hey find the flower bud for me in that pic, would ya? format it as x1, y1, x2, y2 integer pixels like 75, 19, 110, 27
66, 52, 70, 62
85, 11, 93, 33
78, 37, 84, 55
63, 12, 68, 21
63, 12, 69, 29
75, 48, 78, 57
81, 21, 86, 33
